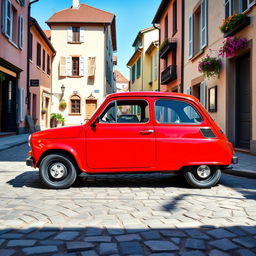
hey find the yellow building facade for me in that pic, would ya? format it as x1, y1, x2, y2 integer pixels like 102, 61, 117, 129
127, 27, 159, 92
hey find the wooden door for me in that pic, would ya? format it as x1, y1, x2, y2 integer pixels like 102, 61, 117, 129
86, 99, 97, 120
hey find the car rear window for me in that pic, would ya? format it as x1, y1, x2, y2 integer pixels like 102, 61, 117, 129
155, 99, 203, 124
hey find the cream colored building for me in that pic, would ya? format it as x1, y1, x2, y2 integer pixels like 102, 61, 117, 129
184, 0, 256, 153
46, 0, 117, 125
127, 27, 159, 92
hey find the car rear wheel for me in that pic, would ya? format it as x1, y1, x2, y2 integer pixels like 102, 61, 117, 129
184, 165, 221, 188
39, 154, 77, 189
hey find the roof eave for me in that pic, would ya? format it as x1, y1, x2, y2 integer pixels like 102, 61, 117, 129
152, 0, 171, 24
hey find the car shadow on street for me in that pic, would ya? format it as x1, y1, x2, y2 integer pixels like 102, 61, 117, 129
0, 225, 255, 255
7, 171, 189, 189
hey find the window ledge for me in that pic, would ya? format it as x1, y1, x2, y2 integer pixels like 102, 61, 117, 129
190, 49, 204, 62
8, 40, 19, 49
68, 42, 83, 44
68, 76, 83, 78
69, 113, 81, 116
36, 65, 41, 70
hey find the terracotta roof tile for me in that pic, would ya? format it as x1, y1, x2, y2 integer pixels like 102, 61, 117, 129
115, 70, 128, 83
43, 30, 51, 39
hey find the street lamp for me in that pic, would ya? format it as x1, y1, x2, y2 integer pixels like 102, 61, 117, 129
61, 84, 66, 94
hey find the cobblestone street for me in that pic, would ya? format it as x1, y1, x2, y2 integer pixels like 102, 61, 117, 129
0, 144, 255, 255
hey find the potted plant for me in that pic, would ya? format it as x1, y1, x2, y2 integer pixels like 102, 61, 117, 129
41, 107, 47, 115
50, 113, 65, 127
219, 36, 248, 58
59, 100, 67, 111
198, 55, 222, 78
220, 13, 250, 37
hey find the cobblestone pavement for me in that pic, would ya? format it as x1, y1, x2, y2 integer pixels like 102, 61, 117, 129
0, 144, 255, 256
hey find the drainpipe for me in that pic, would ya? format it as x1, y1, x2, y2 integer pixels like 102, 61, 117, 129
153, 23, 160, 91
27, 0, 39, 115
180, 0, 185, 93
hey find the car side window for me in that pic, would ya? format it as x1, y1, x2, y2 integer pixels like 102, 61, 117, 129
155, 99, 203, 124
100, 100, 149, 123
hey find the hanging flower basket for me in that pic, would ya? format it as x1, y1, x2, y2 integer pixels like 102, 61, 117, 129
59, 100, 67, 111
219, 36, 248, 58
198, 55, 222, 78
41, 108, 47, 115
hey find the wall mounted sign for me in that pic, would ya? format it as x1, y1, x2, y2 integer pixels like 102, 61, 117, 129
208, 86, 217, 112
30, 80, 39, 87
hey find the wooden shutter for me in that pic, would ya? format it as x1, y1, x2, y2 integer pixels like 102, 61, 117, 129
79, 56, 85, 76
80, 26, 85, 42
200, 81, 207, 108
18, 15, 24, 48
66, 56, 72, 76
5, 0, 12, 39
88, 57, 96, 77
188, 15, 193, 59
67, 26, 72, 42
59, 57, 66, 76
200, 0, 208, 49
19, 88, 25, 122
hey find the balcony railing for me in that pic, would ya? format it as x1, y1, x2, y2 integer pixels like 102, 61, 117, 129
159, 38, 177, 59
161, 65, 177, 84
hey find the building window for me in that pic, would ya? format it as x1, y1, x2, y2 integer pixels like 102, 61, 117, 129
70, 95, 81, 114
72, 57, 79, 76
188, 0, 208, 59
132, 65, 136, 83
72, 27, 80, 42
37, 43, 41, 67
47, 55, 51, 75
173, 1, 177, 35
18, 15, 24, 48
42, 49, 46, 71
136, 57, 141, 79
164, 15, 168, 39
2, 0, 13, 39
225, 0, 255, 18
29, 32, 33, 60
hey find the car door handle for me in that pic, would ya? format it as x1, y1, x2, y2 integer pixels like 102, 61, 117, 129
140, 129, 154, 135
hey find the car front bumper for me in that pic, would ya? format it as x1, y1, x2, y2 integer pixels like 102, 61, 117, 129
26, 157, 34, 167
232, 156, 238, 164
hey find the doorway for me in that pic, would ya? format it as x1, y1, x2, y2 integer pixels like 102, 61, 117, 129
235, 52, 251, 149
85, 99, 97, 120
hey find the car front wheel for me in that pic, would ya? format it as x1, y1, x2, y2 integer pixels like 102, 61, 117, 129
184, 165, 221, 188
39, 154, 77, 189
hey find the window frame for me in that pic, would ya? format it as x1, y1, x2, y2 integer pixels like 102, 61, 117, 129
70, 95, 81, 115
172, 0, 177, 36
72, 56, 80, 76
136, 57, 141, 79
99, 99, 150, 125
29, 32, 33, 60
36, 42, 41, 67
154, 99, 204, 125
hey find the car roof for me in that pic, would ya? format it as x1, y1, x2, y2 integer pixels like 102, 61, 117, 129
106, 91, 199, 103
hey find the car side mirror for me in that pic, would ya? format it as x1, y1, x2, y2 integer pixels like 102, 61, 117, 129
91, 117, 100, 128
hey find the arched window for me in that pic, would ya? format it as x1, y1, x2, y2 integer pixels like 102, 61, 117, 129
70, 95, 81, 114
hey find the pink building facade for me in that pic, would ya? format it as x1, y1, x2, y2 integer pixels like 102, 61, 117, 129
29, 18, 55, 130
0, 0, 28, 134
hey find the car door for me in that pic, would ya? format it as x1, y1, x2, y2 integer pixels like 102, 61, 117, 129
86, 98, 156, 170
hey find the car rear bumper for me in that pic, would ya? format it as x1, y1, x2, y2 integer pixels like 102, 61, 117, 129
26, 157, 34, 167
232, 156, 238, 164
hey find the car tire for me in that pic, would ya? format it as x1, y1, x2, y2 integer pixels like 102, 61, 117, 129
184, 165, 221, 188
39, 154, 77, 189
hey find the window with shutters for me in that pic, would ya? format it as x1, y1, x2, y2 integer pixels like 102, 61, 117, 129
72, 27, 80, 42
136, 58, 141, 79
72, 57, 79, 76
131, 65, 136, 83
47, 55, 51, 75
42, 49, 46, 71
164, 15, 168, 40
70, 95, 81, 114
29, 32, 33, 60
59, 57, 66, 77
225, 0, 255, 18
37, 43, 41, 67
18, 15, 24, 48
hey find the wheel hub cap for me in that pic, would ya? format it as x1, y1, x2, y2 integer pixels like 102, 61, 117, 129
49, 163, 66, 179
196, 165, 211, 179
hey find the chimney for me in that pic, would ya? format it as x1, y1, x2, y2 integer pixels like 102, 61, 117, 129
72, 0, 80, 9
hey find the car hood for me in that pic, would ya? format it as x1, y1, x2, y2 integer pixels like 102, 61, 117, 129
32, 125, 84, 140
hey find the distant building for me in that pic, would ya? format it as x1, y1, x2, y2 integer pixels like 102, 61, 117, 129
46, 0, 117, 124
115, 70, 129, 93
152, 0, 184, 93
29, 17, 56, 130
0, 0, 28, 134
127, 27, 159, 92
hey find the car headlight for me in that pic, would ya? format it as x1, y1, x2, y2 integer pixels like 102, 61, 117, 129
28, 135, 31, 147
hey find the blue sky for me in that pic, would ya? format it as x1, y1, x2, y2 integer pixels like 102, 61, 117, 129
31, 0, 161, 79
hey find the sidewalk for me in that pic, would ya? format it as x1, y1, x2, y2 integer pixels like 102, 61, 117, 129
0, 134, 30, 152
224, 151, 256, 178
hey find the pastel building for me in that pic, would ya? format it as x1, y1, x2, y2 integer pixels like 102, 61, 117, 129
115, 70, 129, 93
183, 0, 256, 153
29, 17, 55, 130
0, 0, 28, 134
127, 27, 159, 92
152, 0, 184, 93
46, 0, 117, 125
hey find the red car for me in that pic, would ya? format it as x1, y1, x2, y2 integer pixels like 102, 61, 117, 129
26, 92, 238, 189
